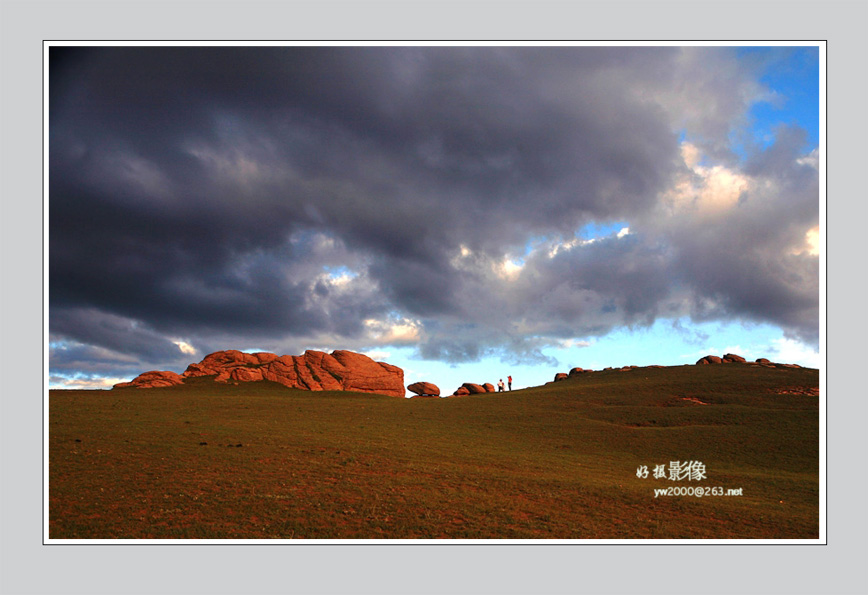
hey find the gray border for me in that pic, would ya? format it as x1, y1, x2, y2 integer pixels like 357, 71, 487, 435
4, 1, 865, 594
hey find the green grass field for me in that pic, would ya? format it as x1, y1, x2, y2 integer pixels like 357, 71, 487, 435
49, 363, 819, 539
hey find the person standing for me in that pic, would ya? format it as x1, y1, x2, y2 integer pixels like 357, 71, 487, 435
497, 379, 505, 392
508, 375, 512, 391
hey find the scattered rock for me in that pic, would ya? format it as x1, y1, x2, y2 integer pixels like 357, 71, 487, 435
775, 386, 818, 396
554, 373, 569, 382
680, 397, 709, 405
453, 386, 471, 396
407, 382, 440, 397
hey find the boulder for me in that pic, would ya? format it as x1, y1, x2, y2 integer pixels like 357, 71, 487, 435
114, 370, 184, 389
482, 383, 495, 393
723, 353, 746, 363
568, 367, 584, 376
461, 383, 487, 394
696, 355, 723, 365
453, 386, 471, 396
407, 382, 440, 397
755, 358, 771, 364
554, 373, 569, 382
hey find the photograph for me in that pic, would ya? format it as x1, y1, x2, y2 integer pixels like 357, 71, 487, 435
46, 42, 822, 542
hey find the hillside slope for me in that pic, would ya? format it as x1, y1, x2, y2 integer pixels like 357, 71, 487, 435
49, 363, 819, 539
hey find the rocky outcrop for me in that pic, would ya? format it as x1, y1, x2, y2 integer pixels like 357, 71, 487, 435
407, 382, 440, 397
113, 370, 185, 389
449, 382, 498, 396
696, 353, 750, 365
115, 349, 405, 397
553, 372, 569, 382
696, 355, 723, 365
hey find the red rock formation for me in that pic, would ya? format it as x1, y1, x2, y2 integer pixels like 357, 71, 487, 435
554, 372, 569, 382
407, 382, 440, 397
482, 383, 495, 393
723, 353, 746, 363
453, 386, 471, 396
114, 349, 405, 397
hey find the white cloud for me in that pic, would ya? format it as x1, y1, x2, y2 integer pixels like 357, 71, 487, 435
364, 317, 422, 345
173, 340, 198, 356
791, 226, 820, 257
496, 258, 525, 280
361, 350, 391, 362
768, 337, 821, 368
555, 339, 593, 350
664, 142, 750, 217
796, 148, 819, 170
50, 376, 128, 390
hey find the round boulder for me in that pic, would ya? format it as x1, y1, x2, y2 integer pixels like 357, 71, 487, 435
554, 372, 569, 382
407, 382, 440, 397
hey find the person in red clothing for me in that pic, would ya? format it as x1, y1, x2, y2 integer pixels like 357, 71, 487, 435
507, 375, 512, 390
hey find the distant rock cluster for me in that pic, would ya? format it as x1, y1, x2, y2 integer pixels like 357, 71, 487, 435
114, 349, 405, 397
695, 353, 801, 368
546, 354, 804, 383
551, 365, 641, 382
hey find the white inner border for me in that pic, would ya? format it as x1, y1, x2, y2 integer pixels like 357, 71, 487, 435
43, 39, 827, 545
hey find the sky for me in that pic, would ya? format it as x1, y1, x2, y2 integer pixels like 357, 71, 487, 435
47, 44, 822, 395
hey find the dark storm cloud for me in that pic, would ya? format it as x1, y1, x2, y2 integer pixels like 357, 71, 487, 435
48, 45, 819, 379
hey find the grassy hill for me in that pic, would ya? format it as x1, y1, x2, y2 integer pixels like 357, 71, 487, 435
49, 363, 819, 539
